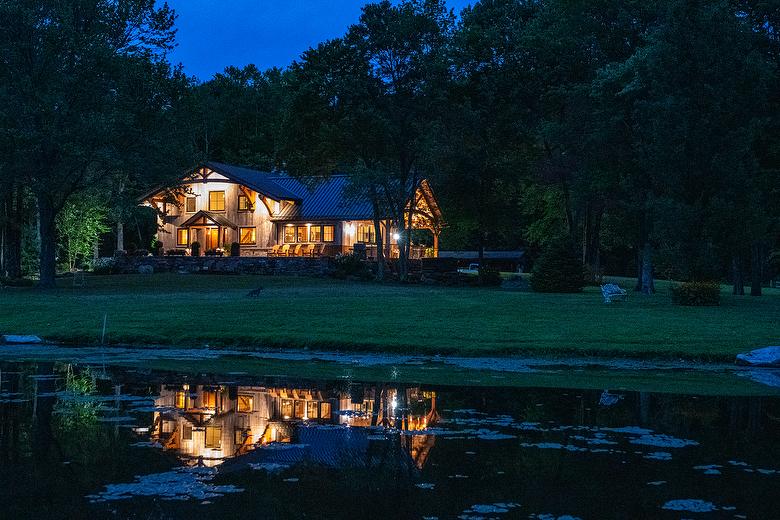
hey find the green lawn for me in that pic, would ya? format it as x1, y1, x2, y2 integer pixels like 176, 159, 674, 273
1, 273, 778, 360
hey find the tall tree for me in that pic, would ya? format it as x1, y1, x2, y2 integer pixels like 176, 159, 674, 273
0, 0, 194, 287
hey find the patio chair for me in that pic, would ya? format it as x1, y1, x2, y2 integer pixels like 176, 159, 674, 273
302, 244, 315, 257
279, 244, 291, 257
601, 283, 628, 303
267, 244, 281, 257
291, 244, 302, 257
312, 243, 324, 257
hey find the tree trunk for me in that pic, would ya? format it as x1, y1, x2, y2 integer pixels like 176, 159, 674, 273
732, 255, 744, 295
640, 242, 655, 294
373, 213, 385, 281
583, 204, 603, 282
750, 241, 763, 297
37, 194, 57, 289
116, 221, 124, 252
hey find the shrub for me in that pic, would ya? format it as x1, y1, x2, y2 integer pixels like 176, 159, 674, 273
333, 252, 367, 278
150, 238, 163, 256
166, 249, 187, 256
191, 241, 201, 257
478, 267, 502, 286
670, 281, 720, 306
91, 257, 118, 275
230, 242, 240, 257
530, 239, 585, 293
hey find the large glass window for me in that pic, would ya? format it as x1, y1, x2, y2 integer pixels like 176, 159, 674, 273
283, 226, 295, 243
176, 228, 189, 246
307, 401, 319, 419
237, 395, 253, 413
239, 227, 256, 245
297, 226, 308, 243
294, 400, 305, 419
185, 196, 196, 213
309, 226, 322, 242
208, 191, 225, 211
281, 399, 293, 418
357, 223, 375, 243
323, 225, 335, 242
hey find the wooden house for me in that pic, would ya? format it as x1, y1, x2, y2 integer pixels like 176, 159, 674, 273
140, 162, 443, 258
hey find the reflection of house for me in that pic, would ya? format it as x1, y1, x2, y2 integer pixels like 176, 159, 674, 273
149, 383, 438, 470
140, 162, 443, 257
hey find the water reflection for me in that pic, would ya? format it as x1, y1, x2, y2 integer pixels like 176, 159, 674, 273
150, 383, 437, 470
1, 361, 780, 519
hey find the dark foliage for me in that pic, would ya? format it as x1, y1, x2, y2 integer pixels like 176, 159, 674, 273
531, 240, 585, 293
670, 282, 721, 306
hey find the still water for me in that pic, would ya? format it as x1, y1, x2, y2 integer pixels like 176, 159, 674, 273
1, 361, 778, 519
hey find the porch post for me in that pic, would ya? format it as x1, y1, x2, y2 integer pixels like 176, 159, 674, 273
432, 231, 439, 258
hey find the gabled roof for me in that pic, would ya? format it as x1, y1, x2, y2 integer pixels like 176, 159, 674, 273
203, 161, 300, 202
180, 210, 238, 229
269, 174, 376, 221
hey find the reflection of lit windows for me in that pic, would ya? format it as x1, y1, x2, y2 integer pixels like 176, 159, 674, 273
281, 399, 293, 418
320, 402, 332, 419
307, 401, 319, 419
202, 391, 217, 408
294, 400, 305, 419
205, 426, 221, 448
237, 395, 253, 413
175, 391, 185, 409
182, 424, 193, 441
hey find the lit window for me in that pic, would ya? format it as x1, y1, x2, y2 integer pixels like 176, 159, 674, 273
175, 391, 185, 409
283, 226, 295, 243
237, 395, 253, 413
294, 400, 305, 418
357, 223, 375, 243
185, 197, 196, 213
323, 225, 334, 242
297, 226, 308, 242
309, 226, 322, 242
307, 401, 319, 419
320, 402, 331, 419
238, 194, 253, 211
281, 399, 293, 418
205, 426, 222, 449
202, 391, 216, 408
239, 227, 256, 245
176, 228, 189, 246
208, 191, 225, 211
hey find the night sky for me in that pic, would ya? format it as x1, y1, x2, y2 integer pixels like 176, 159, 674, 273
164, 0, 474, 81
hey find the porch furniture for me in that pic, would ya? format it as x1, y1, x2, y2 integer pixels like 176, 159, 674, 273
267, 245, 281, 257
312, 243, 324, 257
601, 283, 628, 303
302, 244, 315, 257
291, 244, 302, 257
280, 244, 291, 256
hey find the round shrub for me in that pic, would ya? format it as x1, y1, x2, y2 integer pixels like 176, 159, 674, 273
230, 242, 240, 257
670, 281, 720, 306
530, 240, 585, 293
190, 241, 201, 257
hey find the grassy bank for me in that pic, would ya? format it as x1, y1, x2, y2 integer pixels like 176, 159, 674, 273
1, 274, 778, 360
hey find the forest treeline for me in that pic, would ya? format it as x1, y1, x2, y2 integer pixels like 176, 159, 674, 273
1, 0, 778, 290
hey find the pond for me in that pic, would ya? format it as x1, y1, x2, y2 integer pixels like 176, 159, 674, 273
1, 359, 779, 519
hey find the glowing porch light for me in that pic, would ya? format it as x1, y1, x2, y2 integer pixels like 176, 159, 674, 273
345, 222, 356, 235
392, 233, 400, 241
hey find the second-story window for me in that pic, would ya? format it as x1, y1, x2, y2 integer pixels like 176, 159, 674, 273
238, 194, 253, 212
209, 191, 225, 211
185, 196, 196, 213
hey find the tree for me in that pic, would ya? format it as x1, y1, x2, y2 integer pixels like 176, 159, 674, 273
0, 0, 195, 287
280, 0, 454, 280
57, 196, 109, 271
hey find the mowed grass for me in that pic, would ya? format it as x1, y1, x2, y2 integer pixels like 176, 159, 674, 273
1, 273, 778, 360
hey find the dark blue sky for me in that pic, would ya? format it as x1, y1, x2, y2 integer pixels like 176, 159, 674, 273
165, 0, 474, 81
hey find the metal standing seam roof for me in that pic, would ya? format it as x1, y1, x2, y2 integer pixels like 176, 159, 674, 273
204, 161, 302, 202
269, 174, 377, 221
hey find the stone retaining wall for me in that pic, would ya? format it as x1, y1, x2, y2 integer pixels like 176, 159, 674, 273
114, 256, 335, 277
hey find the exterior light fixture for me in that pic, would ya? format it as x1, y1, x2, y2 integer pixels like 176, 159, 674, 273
392, 233, 400, 241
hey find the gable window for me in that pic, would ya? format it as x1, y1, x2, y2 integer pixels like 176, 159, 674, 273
297, 226, 308, 242
309, 226, 322, 242
357, 223, 375, 243
283, 226, 296, 243
208, 191, 225, 211
176, 228, 189, 246
185, 196, 196, 213
237, 395, 253, 413
323, 225, 335, 242
238, 194, 253, 212
239, 227, 256, 245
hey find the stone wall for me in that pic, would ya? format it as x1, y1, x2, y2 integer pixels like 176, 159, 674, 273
113, 255, 335, 277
